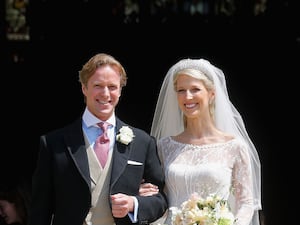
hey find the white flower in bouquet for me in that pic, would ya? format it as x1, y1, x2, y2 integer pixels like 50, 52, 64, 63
170, 193, 235, 225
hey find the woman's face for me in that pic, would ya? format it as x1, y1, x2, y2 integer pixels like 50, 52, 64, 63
0, 199, 21, 224
175, 74, 212, 119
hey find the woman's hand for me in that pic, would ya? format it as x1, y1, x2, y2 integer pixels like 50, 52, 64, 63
139, 179, 159, 196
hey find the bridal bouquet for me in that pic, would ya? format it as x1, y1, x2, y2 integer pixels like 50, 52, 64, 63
170, 193, 235, 225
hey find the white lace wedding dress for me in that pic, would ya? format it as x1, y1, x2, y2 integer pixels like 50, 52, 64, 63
154, 136, 254, 225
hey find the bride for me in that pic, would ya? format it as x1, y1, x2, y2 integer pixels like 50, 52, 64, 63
140, 58, 261, 225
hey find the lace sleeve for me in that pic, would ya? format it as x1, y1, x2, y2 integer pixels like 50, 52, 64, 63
232, 140, 254, 225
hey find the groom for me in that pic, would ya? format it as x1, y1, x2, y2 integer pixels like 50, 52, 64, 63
30, 53, 167, 225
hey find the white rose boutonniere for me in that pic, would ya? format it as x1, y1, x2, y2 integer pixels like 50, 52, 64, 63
116, 126, 135, 145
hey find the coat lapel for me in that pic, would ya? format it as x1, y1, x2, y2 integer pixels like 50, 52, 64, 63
110, 119, 132, 186
64, 118, 91, 187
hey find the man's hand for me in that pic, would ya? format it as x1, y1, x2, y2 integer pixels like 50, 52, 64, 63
111, 193, 134, 218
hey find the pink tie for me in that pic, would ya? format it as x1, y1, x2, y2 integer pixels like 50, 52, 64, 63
94, 122, 110, 168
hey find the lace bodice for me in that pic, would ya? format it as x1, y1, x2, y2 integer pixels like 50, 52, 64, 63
158, 136, 254, 225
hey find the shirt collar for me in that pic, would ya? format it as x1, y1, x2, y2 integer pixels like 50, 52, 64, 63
82, 107, 116, 128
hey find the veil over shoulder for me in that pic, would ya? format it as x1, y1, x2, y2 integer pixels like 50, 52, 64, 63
150, 58, 261, 225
